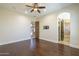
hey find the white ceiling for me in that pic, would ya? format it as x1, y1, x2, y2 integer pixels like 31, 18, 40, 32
0, 3, 72, 17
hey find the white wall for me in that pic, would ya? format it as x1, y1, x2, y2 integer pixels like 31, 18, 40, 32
39, 13, 58, 43
39, 4, 79, 48
0, 7, 32, 45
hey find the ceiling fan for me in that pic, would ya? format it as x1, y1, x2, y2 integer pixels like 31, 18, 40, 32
25, 3, 46, 13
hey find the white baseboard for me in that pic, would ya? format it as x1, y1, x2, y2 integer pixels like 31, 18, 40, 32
39, 37, 58, 43
0, 38, 30, 45
70, 44, 79, 49
40, 38, 79, 49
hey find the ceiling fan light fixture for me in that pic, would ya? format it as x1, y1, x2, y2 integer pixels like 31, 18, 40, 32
34, 8, 38, 11
25, 3, 46, 13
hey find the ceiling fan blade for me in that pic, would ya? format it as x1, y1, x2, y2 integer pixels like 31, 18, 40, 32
31, 9, 34, 12
38, 6, 45, 9
25, 5, 33, 8
37, 10, 40, 13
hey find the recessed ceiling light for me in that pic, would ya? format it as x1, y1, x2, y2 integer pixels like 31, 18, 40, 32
34, 8, 38, 11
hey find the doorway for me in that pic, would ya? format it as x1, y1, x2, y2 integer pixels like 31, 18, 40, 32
35, 21, 39, 39
30, 21, 39, 49
58, 12, 71, 46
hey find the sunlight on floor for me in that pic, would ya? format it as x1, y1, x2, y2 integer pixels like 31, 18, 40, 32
59, 35, 70, 46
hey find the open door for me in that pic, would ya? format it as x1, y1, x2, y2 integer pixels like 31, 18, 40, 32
30, 21, 40, 49
35, 21, 39, 39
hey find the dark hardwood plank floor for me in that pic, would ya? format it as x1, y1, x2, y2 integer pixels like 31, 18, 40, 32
0, 39, 79, 56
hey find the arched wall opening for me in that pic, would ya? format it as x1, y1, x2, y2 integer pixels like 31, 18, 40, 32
57, 12, 71, 46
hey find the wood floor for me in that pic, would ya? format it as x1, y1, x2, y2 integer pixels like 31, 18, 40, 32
0, 39, 79, 56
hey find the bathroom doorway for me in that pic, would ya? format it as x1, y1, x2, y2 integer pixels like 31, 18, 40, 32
58, 12, 71, 46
